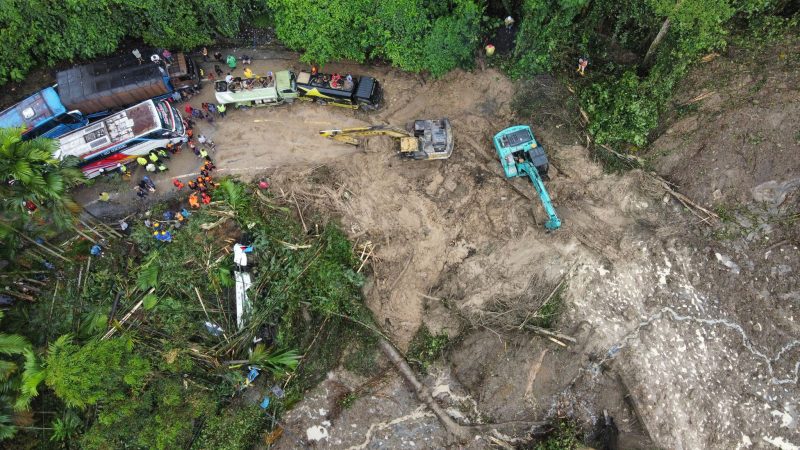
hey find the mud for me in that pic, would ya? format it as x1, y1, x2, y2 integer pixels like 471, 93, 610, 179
75, 48, 799, 449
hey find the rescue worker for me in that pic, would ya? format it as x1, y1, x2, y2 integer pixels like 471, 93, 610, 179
148, 151, 160, 164
244, 67, 254, 79
217, 103, 226, 118
189, 192, 200, 208
199, 148, 210, 161
577, 57, 588, 76
204, 160, 216, 172
137, 156, 148, 166
187, 180, 197, 191
158, 148, 170, 160
226, 55, 237, 70
201, 192, 211, 205
117, 163, 130, 178
173, 179, 185, 190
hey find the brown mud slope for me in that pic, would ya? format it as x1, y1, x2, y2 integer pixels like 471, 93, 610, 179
237, 56, 799, 448
76, 50, 798, 448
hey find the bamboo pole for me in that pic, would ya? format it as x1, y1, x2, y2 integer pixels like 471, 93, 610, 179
78, 219, 106, 241
102, 288, 153, 340
17, 233, 69, 262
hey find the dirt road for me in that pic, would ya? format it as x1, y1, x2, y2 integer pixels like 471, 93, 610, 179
79, 50, 799, 449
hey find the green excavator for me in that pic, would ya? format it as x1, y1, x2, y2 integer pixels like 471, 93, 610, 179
494, 125, 561, 230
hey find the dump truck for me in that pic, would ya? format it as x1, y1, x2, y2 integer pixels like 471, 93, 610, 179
214, 70, 298, 108
319, 118, 453, 160
0, 52, 199, 140
296, 71, 382, 110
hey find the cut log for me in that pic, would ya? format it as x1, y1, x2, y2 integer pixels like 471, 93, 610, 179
378, 338, 473, 443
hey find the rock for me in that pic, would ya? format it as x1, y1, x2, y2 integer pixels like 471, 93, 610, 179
715, 253, 740, 274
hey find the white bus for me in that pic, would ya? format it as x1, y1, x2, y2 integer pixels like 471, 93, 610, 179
55, 99, 185, 178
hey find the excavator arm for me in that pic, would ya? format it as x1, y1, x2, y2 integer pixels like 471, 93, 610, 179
519, 162, 561, 230
319, 125, 413, 146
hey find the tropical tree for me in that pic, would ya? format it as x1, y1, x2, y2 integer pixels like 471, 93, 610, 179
19, 334, 151, 410
0, 311, 32, 440
0, 128, 84, 258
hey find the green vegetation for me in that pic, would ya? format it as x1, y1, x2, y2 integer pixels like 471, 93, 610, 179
509, 0, 797, 148
532, 284, 566, 329
0, 181, 376, 447
407, 325, 450, 374
0, 129, 84, 258
0, 0, 253, 84
533, 420, 581, 450
268, 0, 484, 76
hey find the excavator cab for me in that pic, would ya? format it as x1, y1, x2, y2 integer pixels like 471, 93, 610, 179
319, 118, 453, 160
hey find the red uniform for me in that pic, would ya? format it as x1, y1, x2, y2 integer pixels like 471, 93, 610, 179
173, 179, 185, 190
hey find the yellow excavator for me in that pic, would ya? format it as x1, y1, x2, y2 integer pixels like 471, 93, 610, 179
319, 118, 453, 160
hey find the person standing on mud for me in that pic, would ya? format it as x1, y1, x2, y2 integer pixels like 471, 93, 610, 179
226, 55, 237, 70
202, 47, 209, 62
132, 48, 143, 64
217, 103, 226, 118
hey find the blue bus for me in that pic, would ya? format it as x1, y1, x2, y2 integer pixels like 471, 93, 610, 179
0, 87, 91, 139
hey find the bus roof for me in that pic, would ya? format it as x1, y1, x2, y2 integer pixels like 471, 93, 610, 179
0, 87, 67, 133
55, 101, 161, 161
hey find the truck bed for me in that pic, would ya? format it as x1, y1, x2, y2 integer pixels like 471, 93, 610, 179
56, 63, 169, 114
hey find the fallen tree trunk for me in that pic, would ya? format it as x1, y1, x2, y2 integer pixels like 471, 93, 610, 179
378, 338, 473, 443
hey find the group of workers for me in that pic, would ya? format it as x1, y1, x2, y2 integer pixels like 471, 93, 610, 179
148, 208, 192, 242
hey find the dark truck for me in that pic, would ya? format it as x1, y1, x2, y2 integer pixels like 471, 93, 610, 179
0, 52, 199, 139
56, 52, 199, 115
295, 71, 382, 110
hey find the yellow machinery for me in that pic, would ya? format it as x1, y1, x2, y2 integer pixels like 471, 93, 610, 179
319, 118, 453, 160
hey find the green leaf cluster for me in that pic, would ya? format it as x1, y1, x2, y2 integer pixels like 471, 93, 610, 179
0, 128, 84, 258
43, 335, 151, 409
268, 0, 484, 76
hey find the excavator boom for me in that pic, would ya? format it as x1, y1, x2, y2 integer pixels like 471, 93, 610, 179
519, 162, 561, 230
319, 125, 412, 146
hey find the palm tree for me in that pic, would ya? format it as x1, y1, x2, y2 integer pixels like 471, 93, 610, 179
0, 128, 84, 258
0, 311, 32, 440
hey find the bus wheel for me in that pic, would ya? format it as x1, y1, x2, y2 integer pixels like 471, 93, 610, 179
316, 99, 328, 106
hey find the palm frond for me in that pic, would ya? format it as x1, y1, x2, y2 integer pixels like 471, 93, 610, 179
0, 334, 30, 356
248, 345, 301, 375
14, 349, 46, 411
12, 160, 33, 184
